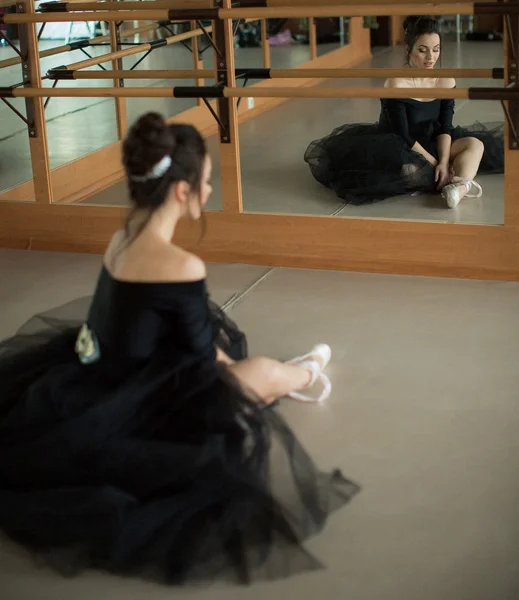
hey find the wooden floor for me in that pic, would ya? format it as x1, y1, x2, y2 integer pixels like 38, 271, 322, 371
1, 247, 519, 599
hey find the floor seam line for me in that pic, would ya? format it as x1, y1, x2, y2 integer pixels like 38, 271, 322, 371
221, 268, 276, 312
331, 203, 348, 216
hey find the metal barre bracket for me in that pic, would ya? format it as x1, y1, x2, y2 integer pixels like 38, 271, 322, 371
235, 67, 271, 79
167, 8, 219, 20
69, 38, 91, 50
47, 66, 74, 79
173, 86, 225, 98
38, 2, 68, 13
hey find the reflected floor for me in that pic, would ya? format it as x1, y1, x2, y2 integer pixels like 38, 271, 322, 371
82, 42, 505, 225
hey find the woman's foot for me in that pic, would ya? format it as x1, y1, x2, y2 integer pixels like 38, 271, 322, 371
286, 344, 332, 403
441, 176, 482, 208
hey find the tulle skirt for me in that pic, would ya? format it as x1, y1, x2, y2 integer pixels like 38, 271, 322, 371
0, 298, 359, 585
304, 121, 505, 204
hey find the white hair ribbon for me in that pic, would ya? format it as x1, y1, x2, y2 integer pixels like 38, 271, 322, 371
130, 154, 172, 182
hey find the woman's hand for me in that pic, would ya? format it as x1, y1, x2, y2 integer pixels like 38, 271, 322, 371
435, 161, 451, 190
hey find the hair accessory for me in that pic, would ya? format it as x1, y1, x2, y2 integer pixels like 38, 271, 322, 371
130, 154, 172, 182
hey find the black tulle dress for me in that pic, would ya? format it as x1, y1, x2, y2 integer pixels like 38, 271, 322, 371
0, 265, 359, 585
304, 96, 505, 204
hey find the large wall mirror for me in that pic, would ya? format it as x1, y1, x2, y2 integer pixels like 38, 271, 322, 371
236, 15, 506, 226
10, 13, 502, 226
77, 16, 351, 209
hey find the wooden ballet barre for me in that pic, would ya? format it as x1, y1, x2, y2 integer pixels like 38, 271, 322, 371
2, 3, 519, 24
47, 17, 257, 73
48, 68, 216, 79
265, 0, 489, 4
52, 22, 220, 72
0, 21, 169, 70
37, 0, 212, 11
242, 67, 507, 80
219, 3, 519, 19
1, 10, 174, 22
0, 85, 516, 100
46, 67, 506, 80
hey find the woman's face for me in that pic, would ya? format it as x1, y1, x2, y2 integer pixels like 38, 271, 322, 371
408, 33, 441, 69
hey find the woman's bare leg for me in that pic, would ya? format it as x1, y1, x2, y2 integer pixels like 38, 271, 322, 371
448, 137, 484, 200
229, 357, 313, 404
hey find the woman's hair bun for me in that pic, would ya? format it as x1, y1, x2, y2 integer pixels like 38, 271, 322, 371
403, 15, 439, 34
403, 16, 420, 32
122, 112, 175, 179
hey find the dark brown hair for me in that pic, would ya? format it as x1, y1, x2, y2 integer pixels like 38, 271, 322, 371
403, 16, 442, 64
122, 112, 207, 237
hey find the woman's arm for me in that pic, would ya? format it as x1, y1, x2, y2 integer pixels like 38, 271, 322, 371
437, 78, 456, 164
216, 347, 235, 365
436, 134, 452, 165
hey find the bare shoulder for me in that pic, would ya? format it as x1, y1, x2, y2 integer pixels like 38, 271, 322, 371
385, 77, 412, 88
437, 77, 456, 89
109, 237, 207, 283
167, 246, 207, 282
141, 244, 206, 282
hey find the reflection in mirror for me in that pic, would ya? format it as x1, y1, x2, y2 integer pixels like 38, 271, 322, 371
0, 16, 39, 193
234, 17, 349, 69
0, 98, 33, 194
83, 17, 348, 210
0, 19, 119, 192
241, 15, 505, 225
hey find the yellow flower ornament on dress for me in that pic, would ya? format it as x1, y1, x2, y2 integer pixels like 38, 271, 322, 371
75, 324, 100, 364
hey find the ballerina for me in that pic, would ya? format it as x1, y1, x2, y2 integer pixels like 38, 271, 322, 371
305, 15, 504, 208
0, 112, 359, 585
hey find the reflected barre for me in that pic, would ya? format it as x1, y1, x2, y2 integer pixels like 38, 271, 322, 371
0, 86, 516, 100
45, 23, 221, 73
39, 17, 258, 73
0, 22, 167, 70
1, 3, 519, 24
45, 68, 507, 81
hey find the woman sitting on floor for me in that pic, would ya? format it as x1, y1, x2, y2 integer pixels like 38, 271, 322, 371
0, 112, 359, 585
305, 15, 504, 208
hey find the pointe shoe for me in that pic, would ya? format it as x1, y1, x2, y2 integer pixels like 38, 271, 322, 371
287, 360, 332, 403
286, 344, 332, 403
287, 343, 332, 371
441, 176, 482, 209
